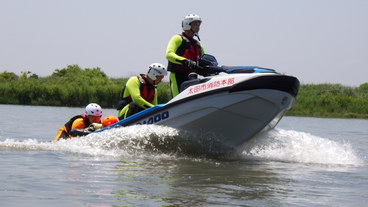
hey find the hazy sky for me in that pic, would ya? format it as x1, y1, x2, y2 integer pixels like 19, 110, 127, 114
1, 0, 367, 86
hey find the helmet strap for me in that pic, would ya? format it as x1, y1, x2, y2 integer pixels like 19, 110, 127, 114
146, 74, 157, 86
191, 29, 201, 41
195, 33, 201, 41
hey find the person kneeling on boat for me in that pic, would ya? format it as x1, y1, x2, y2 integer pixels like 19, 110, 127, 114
116, 63, 167, 120
69, 115, 119, 137
53, 103, 103, 141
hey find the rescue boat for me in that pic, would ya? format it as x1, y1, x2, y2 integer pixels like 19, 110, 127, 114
96, 54, 300, 154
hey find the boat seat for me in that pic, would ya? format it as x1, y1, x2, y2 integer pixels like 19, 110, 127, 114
180, 73, 211, 92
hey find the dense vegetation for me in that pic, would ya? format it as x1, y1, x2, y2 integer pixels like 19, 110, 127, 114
1, 66, 367, 119
288, 83, 368, 119
0, 65, 171, 108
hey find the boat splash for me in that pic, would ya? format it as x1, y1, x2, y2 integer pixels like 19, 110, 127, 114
0, 126, 363, 165
0, 125, 231, 158
239, 129, 363, 165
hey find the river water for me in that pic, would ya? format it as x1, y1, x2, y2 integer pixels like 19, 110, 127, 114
0, 104, 367, 207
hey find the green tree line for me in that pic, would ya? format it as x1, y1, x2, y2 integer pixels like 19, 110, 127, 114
1, 65, 367, 119
0, 65, 171, 108
287, 83, 368, 119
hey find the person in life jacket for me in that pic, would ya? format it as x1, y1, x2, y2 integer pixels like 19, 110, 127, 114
53, 103, 103, 141
116, 63, 167, 120
166, 14, 205, 97
69, 115, 119, 137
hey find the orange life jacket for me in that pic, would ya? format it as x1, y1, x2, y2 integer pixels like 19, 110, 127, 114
54, 114, 91, 140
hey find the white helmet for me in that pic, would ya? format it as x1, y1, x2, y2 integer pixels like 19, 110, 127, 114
85, 103, 102, 116
182, 14, 202, 31
147, 63, 167, 80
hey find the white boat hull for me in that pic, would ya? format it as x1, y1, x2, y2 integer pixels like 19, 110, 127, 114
97, 60, 299, 154
127, 89, 294, 153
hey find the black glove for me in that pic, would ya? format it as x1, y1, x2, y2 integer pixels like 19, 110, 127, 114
69, 129, 91, 137
182, 59, 197, 69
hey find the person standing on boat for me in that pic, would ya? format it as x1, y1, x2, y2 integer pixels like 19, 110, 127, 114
166, 14, 205, 97
53, 103, 103, 141
116, 63, 167, 120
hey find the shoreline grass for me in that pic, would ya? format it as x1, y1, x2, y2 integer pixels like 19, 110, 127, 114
1, 66, 367, 119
